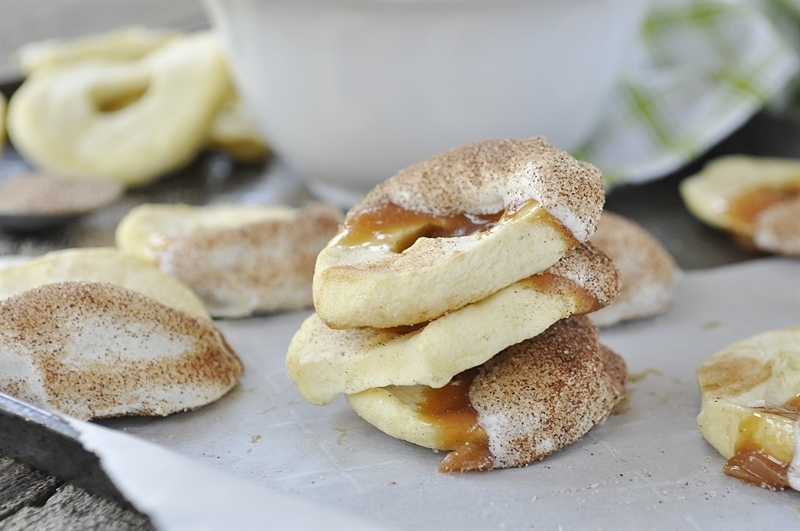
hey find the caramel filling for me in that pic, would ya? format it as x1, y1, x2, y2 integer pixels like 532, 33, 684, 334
333, 200, 555, 251
418, 369, 493, 473
402, 274, 595, 473
726, 187, 800, 230
723, 393, 800, 490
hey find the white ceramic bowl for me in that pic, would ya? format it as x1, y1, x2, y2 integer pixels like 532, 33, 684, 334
205, 1, 649, 207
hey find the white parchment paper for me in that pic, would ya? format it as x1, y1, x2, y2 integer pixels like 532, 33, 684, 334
80, 257, 800, 530
70, 419, 381, 530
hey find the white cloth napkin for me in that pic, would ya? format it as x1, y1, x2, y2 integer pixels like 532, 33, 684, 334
577, 0, 800, 187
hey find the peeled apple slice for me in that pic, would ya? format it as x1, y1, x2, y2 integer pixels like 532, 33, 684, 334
679, 155, 799, 255
116, 202, 342, 318
0, 247, 210, 321
1, 281, 241, 420
696, 327, 800, 491
15, 25, 179, 75
7, 31, 229, 187
115, 203, 296, 262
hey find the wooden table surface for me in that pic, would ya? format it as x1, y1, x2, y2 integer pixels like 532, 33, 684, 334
0, 450, 154, 530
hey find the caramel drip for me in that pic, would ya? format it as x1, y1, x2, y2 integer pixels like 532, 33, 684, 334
438, 439, 494, 473
726, 187, 800, 226
333, 200, 545, 250
723, 393, 800, 490
418, 369, 494, 472
723, 416, 791, 490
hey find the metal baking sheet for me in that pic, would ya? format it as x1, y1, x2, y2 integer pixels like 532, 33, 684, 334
76, 256, 796, 530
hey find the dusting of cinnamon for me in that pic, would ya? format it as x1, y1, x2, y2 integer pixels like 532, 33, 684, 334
418, 368, 493, 472
525, 272, 601, 314
696, 356, 772, 397
0, 174, 122, 215
723, 393, 800, 490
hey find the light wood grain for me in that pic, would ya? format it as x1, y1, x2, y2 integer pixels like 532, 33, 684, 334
0, 452, 154, 531
0, 454, 59, 519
